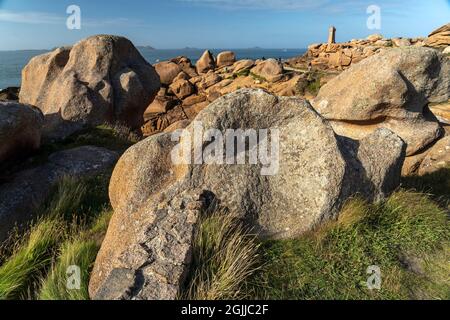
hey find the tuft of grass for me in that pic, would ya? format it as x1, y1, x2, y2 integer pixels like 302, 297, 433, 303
183, 210, 261, 300
38, 238, 99, 300
249, 72, 267, 82
234, 69, 250, 78
244, 190, 449, 300
0, 218, 64, 300
0, 173, 114, 300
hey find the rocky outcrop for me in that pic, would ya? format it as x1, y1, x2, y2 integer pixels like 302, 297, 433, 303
171, 56, 198, 78
216, 51, 236, 68
418, 136, 450, 175
196, 50, 215, 74
426, 23, 450, 48
250, 59, 284, 82
0, 146, 119, 243
233, 59, 255, 73
90, 89, 405, 300
289, 31, 425, 71
313, 47, 449, 161
19, 35, 160, 140
154, 61, 182, 85
141, 50, 301, 137
0, 101, 44, 165
430, 102, 450, 124
169, 79, 195, 99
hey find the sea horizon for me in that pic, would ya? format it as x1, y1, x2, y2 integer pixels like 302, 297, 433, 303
0, 47, 307, 89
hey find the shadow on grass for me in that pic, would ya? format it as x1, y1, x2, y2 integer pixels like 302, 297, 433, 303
401, 166, 450, 207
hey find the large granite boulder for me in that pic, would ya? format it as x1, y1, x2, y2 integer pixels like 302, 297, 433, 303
233, 59, 255, 73
196, 50, 215, 74
89, 89, 405, 300
313, 47, 449, 157
0, 101, 44, 164
0, 146, 119, 243
19, 35, 160, 140
250, 59, 284, 82
154, 61, 182, 85
216, 51, 236, 68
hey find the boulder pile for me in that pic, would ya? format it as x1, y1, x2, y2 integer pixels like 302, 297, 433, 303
142, 51, 303, 136
289, 33, 426, 71
426, 23, 450, 48
312, 47, 449, 175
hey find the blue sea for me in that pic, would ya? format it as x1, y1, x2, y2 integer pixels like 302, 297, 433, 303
0, 48, 305, 89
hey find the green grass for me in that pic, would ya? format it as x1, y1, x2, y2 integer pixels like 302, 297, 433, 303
249, 72, 267, 82
0, 219, 64, 300
38, 238, 100, 300
305, 77, 322, 96
234, 69, 251, 78
0, 175, 114, 300
182, 209, 261, 300
1, 127, 448, 300
243, 191, 449, 300
184, 168, 450, 301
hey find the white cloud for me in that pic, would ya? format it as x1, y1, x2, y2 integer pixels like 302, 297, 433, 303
0, 9, 64, 24
176, 0, 412, 13
0, 9, 143, 27
177, 0, 362, 10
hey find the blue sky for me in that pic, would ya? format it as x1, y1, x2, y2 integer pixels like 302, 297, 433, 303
0, 0, 448, 50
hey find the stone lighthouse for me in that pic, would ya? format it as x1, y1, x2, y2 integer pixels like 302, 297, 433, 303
328, 26, 336, 44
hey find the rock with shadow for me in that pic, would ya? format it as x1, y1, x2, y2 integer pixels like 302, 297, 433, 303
312, 47, 449, 162
0, 146, 119, 244
19, 35, 161, 141
89, 89, 406, 300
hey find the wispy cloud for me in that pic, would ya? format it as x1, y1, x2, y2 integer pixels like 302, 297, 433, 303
176, 0, 414, 14
177, 0, 376, 11
0, 9, 64, 24
0, 9, 144, 27
178, 0, 328, 10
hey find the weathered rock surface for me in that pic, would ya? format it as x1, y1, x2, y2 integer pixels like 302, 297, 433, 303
90, 89, 405, 300
313, 47, 449, 156
430, 102, 450, 124
392, 38, 411, 47
216, 51, 236, 68
197, 71, 222, 90
171, 56, 198, 78
0, 146, 119, 243
418, 136, 450, 175
250, 59, 284, 82
367, 34, 383, 42
0, 101, 44, 164
196, 50, 215, 74
144, 96, 178, 115
19, 35, 160, 140
426, 23, 450, 48
169, 79, 195, 99
233, 59, 255, 73
154, 61, 182, 85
